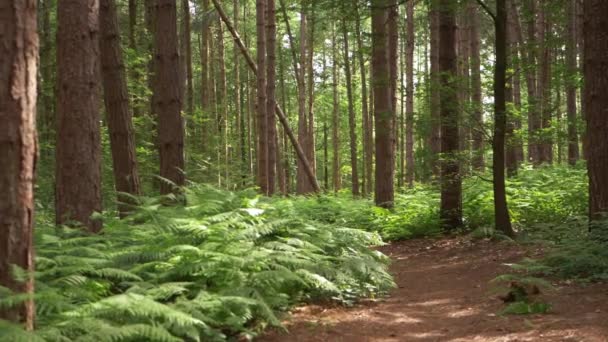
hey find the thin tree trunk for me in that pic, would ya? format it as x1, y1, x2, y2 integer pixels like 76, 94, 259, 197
406, 0, 415, 187
39, 0, 54, 147
200, 0, 210, 112
469, 1, 484, 171
538, 3, 553, 164
429, 1, 441, 178
216, 20, 229, 186
256, 0, 269, 194
355, 2, 373, 196
566, 0, 580, 166
577, 0, 587, 160
332, 24, 341, 192
306, 4, 317, 178
266, 0, 278, 195
0, 0, 38, 328
372, 0, 395, 208
493, 0, 515, 237
439, 0, 462, 229
296, 4, 311, 194
128, 0, 140, 117
212, 0, 320, 192
56, 0, 103, 231
505, 0, 519, 176
342, 20, 360, 196
278, 42, 288, 194
388, 0, 399, 158
154, 0, 185, 194
584, 0, 608, 221
510, 1, 524, 165
100, 0, 141, 217
181, 0, 193, 116
524, 0, 540, 165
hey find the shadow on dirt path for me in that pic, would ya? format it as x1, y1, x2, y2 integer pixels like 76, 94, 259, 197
260, 238, 608, 341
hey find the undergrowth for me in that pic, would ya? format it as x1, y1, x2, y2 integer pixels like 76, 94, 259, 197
1, 185, 394, 341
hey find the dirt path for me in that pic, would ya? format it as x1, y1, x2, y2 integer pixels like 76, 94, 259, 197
261, 238, 608, 341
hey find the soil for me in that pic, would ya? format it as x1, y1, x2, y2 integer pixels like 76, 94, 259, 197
260, 238, 608, 342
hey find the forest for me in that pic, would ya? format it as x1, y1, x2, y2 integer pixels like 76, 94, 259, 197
1, 0, 608, 340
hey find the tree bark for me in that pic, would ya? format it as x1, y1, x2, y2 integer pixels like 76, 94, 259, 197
469, 1, 484, 171
372, 0, 395, 208
153, 0, 185, 194
439, 0, 462, 229
355, 2, 373, 196
100, 0, 141, 217
429, 1, 442, 178
493, 0, 515, 237
388, 0, 399, 152
56, 0, 102, 232
405, 0, 415, 188
342, 20, 360, 196
256, 0, 269, 194
566, 0, 580, 166
0, 0, 37, 328
266, 0, 278, 195
584, 0, 608, 221
506, 0, 519, 177
181, 0, 193, 116
296, 4, 313, 194
524, 0, 540, 165
332, 24, 341, 192
538, 3, 553, 164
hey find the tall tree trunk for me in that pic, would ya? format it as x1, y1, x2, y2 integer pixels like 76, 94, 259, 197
306, 4, 317, 178
388, 0, 398, 156
405, 0, 415, 188
39, 0, 54, 146
438, 0, 462, 229
493, 0, 515, 237
524, 0, 540, 165
100, 0, 141, 217
577, 0, 587, 160
505, 0, 519, 177
256, 0, 269, 194
509, 1, 524, 165
296, 5, 307, 194
457, 11, 470, 167
355, 2, 373, 196
0, 0, 38, 328
278, 42, 288, 194
212, 0, 320, 192
154, 0, 185, 194
56, 0, 102, 232
127, 0, 140, 117
181, 0, 193, 116
342, 20, 360, 196
266, 0, 278, 195
200, 0, 210, 114
469, 1, 484, 171
566, 0, 580, 166
216, 20, 228, 186
538, 3, 552, 164
584, 0, 608, 221
331, 24, 341, 192
429, 0, 441, 178
372, 0, 395, 208
234, 0, 245, 182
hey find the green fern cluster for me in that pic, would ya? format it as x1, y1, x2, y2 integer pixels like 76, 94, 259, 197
1, 184, 394, 341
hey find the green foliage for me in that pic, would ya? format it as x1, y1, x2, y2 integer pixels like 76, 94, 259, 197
500, 301, 552, 315
2, 184, 394, 341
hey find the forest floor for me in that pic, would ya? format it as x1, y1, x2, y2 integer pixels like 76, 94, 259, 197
260, 238, 608, 342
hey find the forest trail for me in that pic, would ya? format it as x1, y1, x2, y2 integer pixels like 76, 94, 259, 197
261, 238, 608, 342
